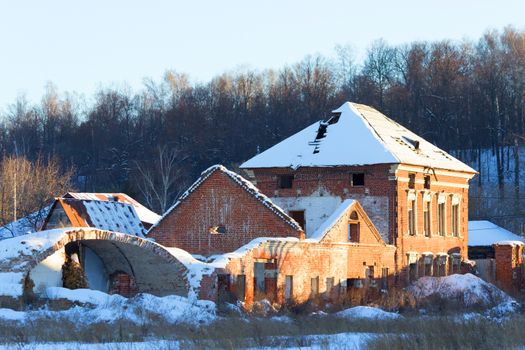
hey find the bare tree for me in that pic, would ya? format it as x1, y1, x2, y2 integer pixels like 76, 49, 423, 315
135, 146, 188, 213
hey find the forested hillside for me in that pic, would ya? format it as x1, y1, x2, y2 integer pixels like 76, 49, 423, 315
0, 28, 523, 230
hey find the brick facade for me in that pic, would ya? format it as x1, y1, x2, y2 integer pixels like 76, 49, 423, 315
494, 242, 524, 293
148, 168, 303, 255
245, 162, 474, 285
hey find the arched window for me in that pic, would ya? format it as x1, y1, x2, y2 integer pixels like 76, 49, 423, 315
348, 211, 360, 242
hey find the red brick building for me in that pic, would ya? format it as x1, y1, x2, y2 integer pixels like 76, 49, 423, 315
148, 101, 478, 307
148, 165, 304, 255
240, 102, 477, 284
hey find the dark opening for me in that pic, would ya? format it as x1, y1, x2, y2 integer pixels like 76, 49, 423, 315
408, 173, 416, 189
289, 210, 305, 230
279, 175, 294, 189
236, 274, 246, 301
348, 223, 360, 242
209, 225, 226, 234
424, 175, 431, 189
351, 173, 365, 187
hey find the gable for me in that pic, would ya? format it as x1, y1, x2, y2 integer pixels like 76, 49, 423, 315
310, 200, 385, 245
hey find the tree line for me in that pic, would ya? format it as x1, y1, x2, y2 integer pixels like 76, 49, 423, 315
0, 27, 523, 215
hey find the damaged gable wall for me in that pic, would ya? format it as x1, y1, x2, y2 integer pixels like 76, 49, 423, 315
148, 170, 303, 255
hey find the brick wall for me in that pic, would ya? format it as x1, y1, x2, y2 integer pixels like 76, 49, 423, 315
247, 163, 473, 284
148, 170, 303, 255
494, 243, 524, 293
224, 239, 396, 309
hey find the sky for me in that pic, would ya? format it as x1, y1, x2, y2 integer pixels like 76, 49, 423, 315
0, 0, 524, 110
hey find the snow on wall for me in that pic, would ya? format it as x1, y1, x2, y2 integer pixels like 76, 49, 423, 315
30, 248, 66, 294
83, 246, 109, 292
271, 192, 389, 242
271, 195, 342, 238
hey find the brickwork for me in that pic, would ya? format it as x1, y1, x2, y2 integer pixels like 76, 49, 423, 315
247, 163, 474, 285
225, 239, 396, 309
494, 243, 524, 293
148, 169, 303, 255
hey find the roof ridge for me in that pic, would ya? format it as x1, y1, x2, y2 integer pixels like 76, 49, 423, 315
148, 165, 303, 233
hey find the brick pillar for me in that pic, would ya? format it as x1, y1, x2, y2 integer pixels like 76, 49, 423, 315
494, 242, 524, 293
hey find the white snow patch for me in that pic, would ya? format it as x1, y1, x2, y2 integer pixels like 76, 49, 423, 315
0, 228, 69, 262
409, 273, 513, 308
309, 199, 355, 241
335, 306, 401, 320
241, 102, 475, 173
468, 220, 524, 246
0, 272, 25, 296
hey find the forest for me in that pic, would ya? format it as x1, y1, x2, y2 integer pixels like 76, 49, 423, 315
0, 27, 523, 232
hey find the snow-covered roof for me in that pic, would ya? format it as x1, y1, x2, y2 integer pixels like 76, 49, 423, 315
309, 199, 355, 241
241, 102, 477, 173
468, 220, 524, 247
0, 206, 51, 240
64, 193, 160, 225
149, 165, 303, 233
48, 199, 146, 237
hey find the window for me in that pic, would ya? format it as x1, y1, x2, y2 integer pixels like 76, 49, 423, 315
351, 173, 365, 187
289, 210, 305, 230
285, 275, 293, 301
279, 175, 294, 189
451, 203, 459, 237
311, 276, 319, 297
381, 267, 389, 290
236, 274, 246, 301
348, 223, 360, 242
424, 175, 431, 189
348, 211, 360, 242
438, 202, 446, 236
209, 225, 226, 234
423, 255, 433, 276
326, 277, 334, 293
408, 173, 416, 189
423, 201, 431, 237
408, 199, 416, 235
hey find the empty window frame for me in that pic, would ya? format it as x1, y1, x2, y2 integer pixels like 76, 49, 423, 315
289, 210, 305, 230
326, 277, 334, 294
438, 202, 446, 236
424, 175, 431, 189
381, 267, 389, 290
284, 275, 293, 301
351, 173, 365, 187
408, 198, 416, 236
278, 175, 294, 189
348, 211, 360, 242
451, 203, 459, 237
408, 173, 416, 189
423, 200, 431, 237
423, 255, 433, 276
209, 225, 226, 234
311, 276, 319, 297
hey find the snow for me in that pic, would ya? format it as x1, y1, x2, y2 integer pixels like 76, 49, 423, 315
335, 306, 401, 320
150, 165, 302, 233
308, 199, 355, 241
0, 272, 25, 296
0, 228, 69, 263
493, 240, 525, 246
468, 220, 524, 246
64, 192, 161, 225
0, 206, 51, 240
164, 246, 215, 300
83, 200, 146, 237
409, 273, 513, 308
241, 102, 476, 173
0, 308, 26, 321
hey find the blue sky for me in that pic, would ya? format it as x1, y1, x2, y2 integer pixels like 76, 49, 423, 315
0, 0, 523, 110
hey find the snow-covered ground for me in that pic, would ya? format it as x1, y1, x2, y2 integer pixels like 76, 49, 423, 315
409, 273, 514, 309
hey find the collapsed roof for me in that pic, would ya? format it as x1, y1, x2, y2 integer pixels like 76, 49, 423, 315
241, 102, 477, 173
